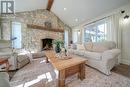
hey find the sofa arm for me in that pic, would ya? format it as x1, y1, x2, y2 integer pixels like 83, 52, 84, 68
102, 49, 121, 61
0, 72, 10, 87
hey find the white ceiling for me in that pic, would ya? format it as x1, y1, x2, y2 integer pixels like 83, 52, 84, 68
15, 0, 48, 12
15, 0, 130, 27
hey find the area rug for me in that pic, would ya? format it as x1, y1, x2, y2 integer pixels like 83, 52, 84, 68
10, 58, 130, 87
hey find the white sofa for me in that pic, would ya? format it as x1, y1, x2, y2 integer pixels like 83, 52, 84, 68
68, 41, 121, 75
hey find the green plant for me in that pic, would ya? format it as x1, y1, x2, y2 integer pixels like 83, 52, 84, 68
53, 39, 64, 48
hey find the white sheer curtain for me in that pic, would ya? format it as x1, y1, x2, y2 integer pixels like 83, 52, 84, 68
106, 14, 122, 49
106, 14, 123, 63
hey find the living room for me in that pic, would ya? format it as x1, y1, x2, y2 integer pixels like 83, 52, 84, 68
0, 0, 130, 87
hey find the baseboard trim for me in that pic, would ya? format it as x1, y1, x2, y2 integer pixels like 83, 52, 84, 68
121, 59, 130, 65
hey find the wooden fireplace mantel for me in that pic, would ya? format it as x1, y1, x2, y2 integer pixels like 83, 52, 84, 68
27, 24, 64, 33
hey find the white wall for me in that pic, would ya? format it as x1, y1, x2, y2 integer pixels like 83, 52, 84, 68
121, 15, 130, 65
72, 3, 130, 65
72, 28, 82, 43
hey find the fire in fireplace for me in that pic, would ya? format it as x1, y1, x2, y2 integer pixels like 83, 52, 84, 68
41, 38, 53, 50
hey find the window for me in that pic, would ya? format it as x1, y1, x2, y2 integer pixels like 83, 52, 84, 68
73, 29, 81, 43
12, 22, 22, 48
84, 19, 108, 42
64, 30, 68, 48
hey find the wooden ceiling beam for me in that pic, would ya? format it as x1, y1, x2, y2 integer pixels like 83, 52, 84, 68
46, 0, 54, 11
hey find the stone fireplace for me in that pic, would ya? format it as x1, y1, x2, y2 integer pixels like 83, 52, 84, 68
41, 38, 53, 50
1, 9, 72, 52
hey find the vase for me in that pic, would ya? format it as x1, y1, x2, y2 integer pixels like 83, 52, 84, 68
55, 46, 61, 53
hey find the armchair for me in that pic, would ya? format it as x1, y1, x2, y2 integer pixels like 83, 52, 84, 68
0, 40, 17, 71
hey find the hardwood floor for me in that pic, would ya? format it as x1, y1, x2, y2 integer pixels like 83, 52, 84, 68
112, 64, 130, 78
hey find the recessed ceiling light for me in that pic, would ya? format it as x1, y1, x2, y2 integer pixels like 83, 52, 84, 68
75, 18, 79, 22
64, 8, 67, 11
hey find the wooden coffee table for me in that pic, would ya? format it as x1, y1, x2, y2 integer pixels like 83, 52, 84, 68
44, 50, 87, 87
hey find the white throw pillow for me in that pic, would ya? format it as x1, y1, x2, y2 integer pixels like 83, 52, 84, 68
92, 43, 109, 52
84, 42, 93, 51
77, 44, 85, 51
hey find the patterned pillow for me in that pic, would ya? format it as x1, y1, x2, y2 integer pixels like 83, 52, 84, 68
84, 42, 93, 51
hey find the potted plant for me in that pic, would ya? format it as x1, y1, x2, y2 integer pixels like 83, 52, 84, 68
53, 39, 64, 53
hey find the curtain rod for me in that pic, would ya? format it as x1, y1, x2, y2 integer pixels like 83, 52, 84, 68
84, 15, 111, 26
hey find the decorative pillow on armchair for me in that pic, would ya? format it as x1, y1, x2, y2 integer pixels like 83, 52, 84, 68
70, 44, 77, 50
77, 44, 85, 51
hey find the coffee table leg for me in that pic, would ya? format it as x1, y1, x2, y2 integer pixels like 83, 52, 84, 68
78, 63, 85, 80
58, 69, 65, 87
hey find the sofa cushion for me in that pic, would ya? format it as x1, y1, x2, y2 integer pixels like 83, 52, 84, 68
17, 55, 30, 69
84, 51, 102, 60
92, 41, 116, 52
17, 55, 29, 62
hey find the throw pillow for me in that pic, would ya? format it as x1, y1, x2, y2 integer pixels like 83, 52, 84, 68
77, 44, 85, 51
70, 44, 77, 50
84, 42, 93, 51
92, 43, 109, 52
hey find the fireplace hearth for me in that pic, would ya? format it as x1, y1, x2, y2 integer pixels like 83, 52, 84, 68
41, 38, 53, 50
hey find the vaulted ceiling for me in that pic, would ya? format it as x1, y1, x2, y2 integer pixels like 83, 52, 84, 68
15, 0, 130, 27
